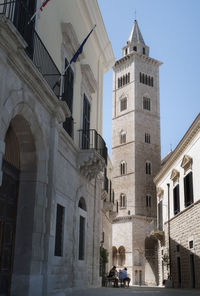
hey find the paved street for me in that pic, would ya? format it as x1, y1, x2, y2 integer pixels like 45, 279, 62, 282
69, 286, 200, 296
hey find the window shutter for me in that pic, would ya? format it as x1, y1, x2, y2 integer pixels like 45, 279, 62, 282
188, 172, 194, 204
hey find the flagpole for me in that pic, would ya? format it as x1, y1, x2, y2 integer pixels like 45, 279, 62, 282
28, 0, 51, 24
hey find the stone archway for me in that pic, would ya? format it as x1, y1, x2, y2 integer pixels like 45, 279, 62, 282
0, 111, 48, 296
145, 237, 158, 286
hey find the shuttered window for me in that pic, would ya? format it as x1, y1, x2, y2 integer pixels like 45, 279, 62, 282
158, 200, 163, 231
82, 95, 91, 149
54, 204, 64, 256
184, 172, 194, 207
173, 184, 180, 215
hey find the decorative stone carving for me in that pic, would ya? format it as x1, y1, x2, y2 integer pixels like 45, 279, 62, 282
181, 155, 193, 174
150, 229, 165, 241
157, 187, 164, 198
78, 150, 105, 181
170, 169, 180, 185
102, 200, 113, 213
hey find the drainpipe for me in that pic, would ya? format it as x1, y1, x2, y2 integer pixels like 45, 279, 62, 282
167, 183, 171, 280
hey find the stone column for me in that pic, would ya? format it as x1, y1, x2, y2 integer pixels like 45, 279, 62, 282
0, 139, 5, 185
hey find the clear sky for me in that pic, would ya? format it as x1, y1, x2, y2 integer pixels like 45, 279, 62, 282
98, 0, 200, 159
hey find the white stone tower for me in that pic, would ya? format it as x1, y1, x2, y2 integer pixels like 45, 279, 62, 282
112, 20, 162, 286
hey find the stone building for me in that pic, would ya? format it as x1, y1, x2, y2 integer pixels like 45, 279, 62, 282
154, 114, 200, 289
0, 0, 114, 295
111, 20, 162, 285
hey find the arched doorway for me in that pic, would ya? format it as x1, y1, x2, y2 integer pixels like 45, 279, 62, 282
0, 115, 37, 295
0, 125, 20, 294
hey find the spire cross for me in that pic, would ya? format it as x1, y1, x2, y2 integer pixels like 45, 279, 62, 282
134, 9, 137, 20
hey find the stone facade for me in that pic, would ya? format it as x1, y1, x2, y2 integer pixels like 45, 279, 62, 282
154, 114, 200, 289
111, 20, 162, 285
0, 1, 114, 295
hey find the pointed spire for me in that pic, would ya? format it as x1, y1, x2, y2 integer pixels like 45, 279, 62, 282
122, 20, 149, 57
128, 20, 145, 45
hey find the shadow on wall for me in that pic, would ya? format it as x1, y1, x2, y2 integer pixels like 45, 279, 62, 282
165, 238, 200, 289
145, 237, 159, 286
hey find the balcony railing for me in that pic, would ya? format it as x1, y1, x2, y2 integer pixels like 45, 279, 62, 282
79, 129, 107, 165
0, 0, 61, 98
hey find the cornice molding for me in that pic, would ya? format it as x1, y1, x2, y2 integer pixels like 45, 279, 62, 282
170, 169, 180, 184
181, 155, 192, 174
61, 22, 85, 61
154, 113, 200, 184
114, 51, 163, 68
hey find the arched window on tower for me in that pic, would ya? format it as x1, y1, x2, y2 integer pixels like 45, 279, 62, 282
120, 130, 126, 144
120, 161, 127, 175
118, 246, 126, 266
128, 73, 130, 83
146, 161, 152, 175
120, 193, 126, 208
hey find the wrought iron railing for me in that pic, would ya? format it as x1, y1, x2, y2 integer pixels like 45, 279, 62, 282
0, 0, 61, 98
79, 129, 107, 165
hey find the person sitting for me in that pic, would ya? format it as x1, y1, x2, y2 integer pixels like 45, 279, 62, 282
107, 266, 119, 287
119, 267, 130, 287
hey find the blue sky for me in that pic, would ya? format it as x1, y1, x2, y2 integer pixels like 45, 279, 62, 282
98, 0, 200, 159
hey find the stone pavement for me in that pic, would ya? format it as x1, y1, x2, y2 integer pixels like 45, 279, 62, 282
68, 286, 200, 296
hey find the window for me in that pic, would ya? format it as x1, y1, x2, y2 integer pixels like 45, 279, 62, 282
184, 172, 193, 207
120, 194, 126, 208
120, 130, 126, 144
173, 184, 180, 215
120, 97, 127, 111
189, 240, 194, 249
133, 46, 137, 51
82, 94, 91, 149
146, 195, 151, 207
120, 161, 126, 175
143, 97, 151, 111
78, 197, 87, 260
143, 47, 146, 55
79, 216, 85, 260
145, 133, 150, 144
63, 58, 74, 137
146, 161, 151, 175
54, 204, 64, 256
118, 73, 130, 88
140, 72, 153, 87
125, 48, 128, 55
176, 244, 180, 252
158, 200, 163, 231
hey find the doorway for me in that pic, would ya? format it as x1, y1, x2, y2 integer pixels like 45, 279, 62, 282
0, 126, 20, 295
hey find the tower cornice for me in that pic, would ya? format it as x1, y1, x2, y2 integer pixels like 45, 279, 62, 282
114, 51, 163, 69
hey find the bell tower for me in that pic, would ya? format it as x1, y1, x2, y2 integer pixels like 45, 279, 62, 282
112, 20, 162, 285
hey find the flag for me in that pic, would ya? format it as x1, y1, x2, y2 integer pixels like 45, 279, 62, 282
28, 0, 51, 24
70, 25, 96, 64
40, 0, 51, 11
53, 25, 96, 91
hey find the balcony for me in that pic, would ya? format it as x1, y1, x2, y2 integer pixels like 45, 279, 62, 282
78, 129, 108, 180
0, 0, 61, 98
79, 129, 107, 164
